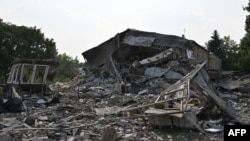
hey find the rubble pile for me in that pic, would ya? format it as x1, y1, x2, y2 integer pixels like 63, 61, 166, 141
215, 71, 250, 124
0, 29, 249, 141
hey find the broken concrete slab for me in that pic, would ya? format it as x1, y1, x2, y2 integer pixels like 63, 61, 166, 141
144, 67, 170, 77
164, 70, 183, 80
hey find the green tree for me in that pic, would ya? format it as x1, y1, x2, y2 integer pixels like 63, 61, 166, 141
206, 30, 225, 60
221, 36, 239, 70
0, 19, 58, 78
239, 1, 250, 71
55, 53, 83, 82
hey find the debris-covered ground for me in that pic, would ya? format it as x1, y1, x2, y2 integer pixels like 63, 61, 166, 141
0, 67, 249, 141
0, 29, 249, 141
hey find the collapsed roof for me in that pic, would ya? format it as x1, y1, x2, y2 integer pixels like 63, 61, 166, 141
82, 28, 201, 68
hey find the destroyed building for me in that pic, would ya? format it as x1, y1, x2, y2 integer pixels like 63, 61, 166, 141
80, 29, 237, 136
0, 59, 59, 112
82, 28, 222, 80
0, 29, 247, 141
82, 28, 210, 69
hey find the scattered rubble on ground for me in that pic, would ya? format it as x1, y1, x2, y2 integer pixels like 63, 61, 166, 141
0, 29, 249, 141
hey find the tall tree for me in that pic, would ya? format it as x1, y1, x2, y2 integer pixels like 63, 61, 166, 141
206, 30, 225, 60
0, 19, 58, 78
239, 1, 250, 71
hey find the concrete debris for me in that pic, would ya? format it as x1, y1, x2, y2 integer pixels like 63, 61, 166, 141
144, 67, 170, 77
0, 29, 249, 140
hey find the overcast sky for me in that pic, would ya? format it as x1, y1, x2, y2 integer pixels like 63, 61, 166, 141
0, 0, 248, 62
